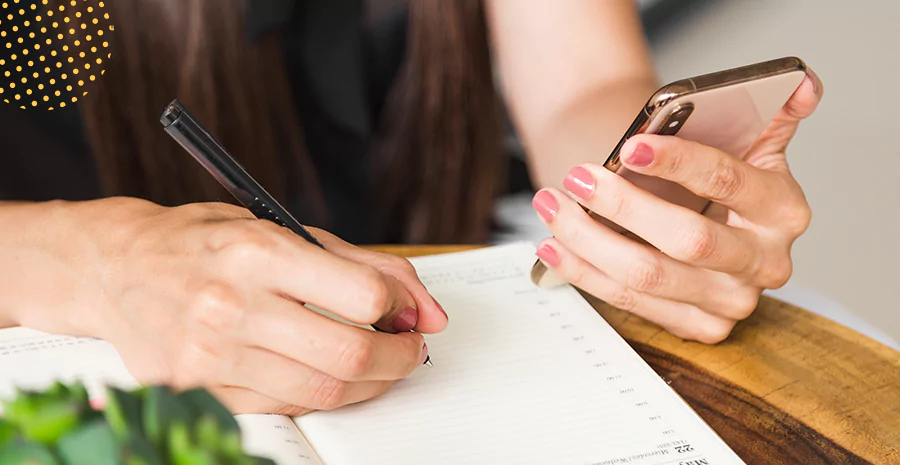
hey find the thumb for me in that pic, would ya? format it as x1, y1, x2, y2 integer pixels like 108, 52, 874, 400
747, 68, 823, 162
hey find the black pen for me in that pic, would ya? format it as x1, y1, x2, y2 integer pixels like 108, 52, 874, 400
159, 99, 432, 367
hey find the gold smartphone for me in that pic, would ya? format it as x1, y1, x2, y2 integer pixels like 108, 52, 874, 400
531, 56, 809, 288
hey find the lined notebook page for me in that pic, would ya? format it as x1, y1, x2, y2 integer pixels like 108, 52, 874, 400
295, 243, 744, 465
235, 415, 323, 465
0, 327, 139, 413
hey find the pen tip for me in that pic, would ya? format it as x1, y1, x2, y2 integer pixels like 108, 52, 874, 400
424, 356, 433, 367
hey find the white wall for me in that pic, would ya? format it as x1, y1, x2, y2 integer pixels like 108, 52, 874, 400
649, 0, 900, 341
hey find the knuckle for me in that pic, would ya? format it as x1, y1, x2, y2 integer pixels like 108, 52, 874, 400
217, 233, 277, 269
675, 224, 717, 263
760, 257, 793, 289
337, 335, 376, 381
188, 282, 245, 333
308, 373, 348, 411
355, 270, 391, 324
685, 320, 735, 345
563, 261, 587, 290
781, 201, 812, 237
665, 147, 686, 178
729, 289, 761, 320
606, 286, 639, 312
706, 158, 744, 202
605, 186, 631, 221
390, 256, 418, 276
626, 256, 665, 293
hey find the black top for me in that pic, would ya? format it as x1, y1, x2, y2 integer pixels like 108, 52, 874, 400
0, 0, 531, 244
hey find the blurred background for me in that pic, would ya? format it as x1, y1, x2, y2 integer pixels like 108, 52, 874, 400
498, 0, 900, 346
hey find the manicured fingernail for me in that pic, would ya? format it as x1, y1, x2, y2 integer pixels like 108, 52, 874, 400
433, 297, 448, 320
532, 189, 558, 222
564, 166, 595, 200
536, 244, 561, 267
393, 307, 418, 332
625, 142, 655, 167
420, 343, 429, 365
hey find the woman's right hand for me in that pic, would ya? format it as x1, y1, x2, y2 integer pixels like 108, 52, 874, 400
11, 198, 447, 416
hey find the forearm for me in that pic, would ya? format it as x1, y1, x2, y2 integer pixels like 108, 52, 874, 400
486, 0, 659, 188
0, 199, 135, 335
520, 79, 658, 189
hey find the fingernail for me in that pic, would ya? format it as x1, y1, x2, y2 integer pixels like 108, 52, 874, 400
625, 142, 655, 167
532, 189, 558, 222
564, 166, 595, 200
433, 297, 448, 320
806, 68, 820, 96
393, 307, 418, 332
420, 342, 429, 365
536, 244, 561, 267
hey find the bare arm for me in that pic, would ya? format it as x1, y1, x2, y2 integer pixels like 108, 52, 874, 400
0, 197, 448, 413
486, 0, 658, 189
0, 200, 114, 332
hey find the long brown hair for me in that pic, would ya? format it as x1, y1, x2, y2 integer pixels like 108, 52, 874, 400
75, 0, 503, 244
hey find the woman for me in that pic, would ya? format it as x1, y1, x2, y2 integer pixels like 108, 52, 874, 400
0, 0, 822, 416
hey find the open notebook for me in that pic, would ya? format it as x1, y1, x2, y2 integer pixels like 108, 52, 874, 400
0, 243, 743, 464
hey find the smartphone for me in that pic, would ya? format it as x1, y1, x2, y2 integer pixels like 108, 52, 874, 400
531, 56, 809, 288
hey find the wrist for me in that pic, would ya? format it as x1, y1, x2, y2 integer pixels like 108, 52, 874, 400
0, 198, 161, 338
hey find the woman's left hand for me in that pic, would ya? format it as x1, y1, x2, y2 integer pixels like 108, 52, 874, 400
531, 69, 823, 344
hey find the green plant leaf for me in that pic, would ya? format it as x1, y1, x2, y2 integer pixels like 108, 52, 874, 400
218, 429, 243, 457
249, 457, 278, 465
193, 416, 219, 454
0, 417, 18, 446
104, 387, 143, 442
178, 389, 239, 434
5, 391, 82, 444
121, 432, 164, 465
56, 420, 120, 465
143, 386, 190, 451
0, 442, 60, 465
45, 382, 67, 398
167, 421, 216, 465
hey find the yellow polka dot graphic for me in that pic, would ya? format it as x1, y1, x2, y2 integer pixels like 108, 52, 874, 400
0, 0, 113, 110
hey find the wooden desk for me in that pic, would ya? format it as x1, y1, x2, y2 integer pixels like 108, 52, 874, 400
370, 245, 900, 465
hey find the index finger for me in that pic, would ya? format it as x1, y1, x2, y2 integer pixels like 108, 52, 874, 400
310, 228, 449, 334
617, 134, 774, 219
216, 220, 419, 331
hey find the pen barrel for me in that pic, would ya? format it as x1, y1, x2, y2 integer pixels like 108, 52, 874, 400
159, 100, 324, 248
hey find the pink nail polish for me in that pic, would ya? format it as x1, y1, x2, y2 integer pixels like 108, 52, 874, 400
393, 307, 418, 332
536, 244, 561, 267
433, 297, 448, 320
564, 166, 596, 200
420, 343, 429, 365
626, 142, 655, 167
532, 190, 558, 222
90, 398, 107, 410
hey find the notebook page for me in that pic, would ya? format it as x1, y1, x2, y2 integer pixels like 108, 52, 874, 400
0, 327, 140, 412
295, 243, 744, 465
235, 415, 323, 465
